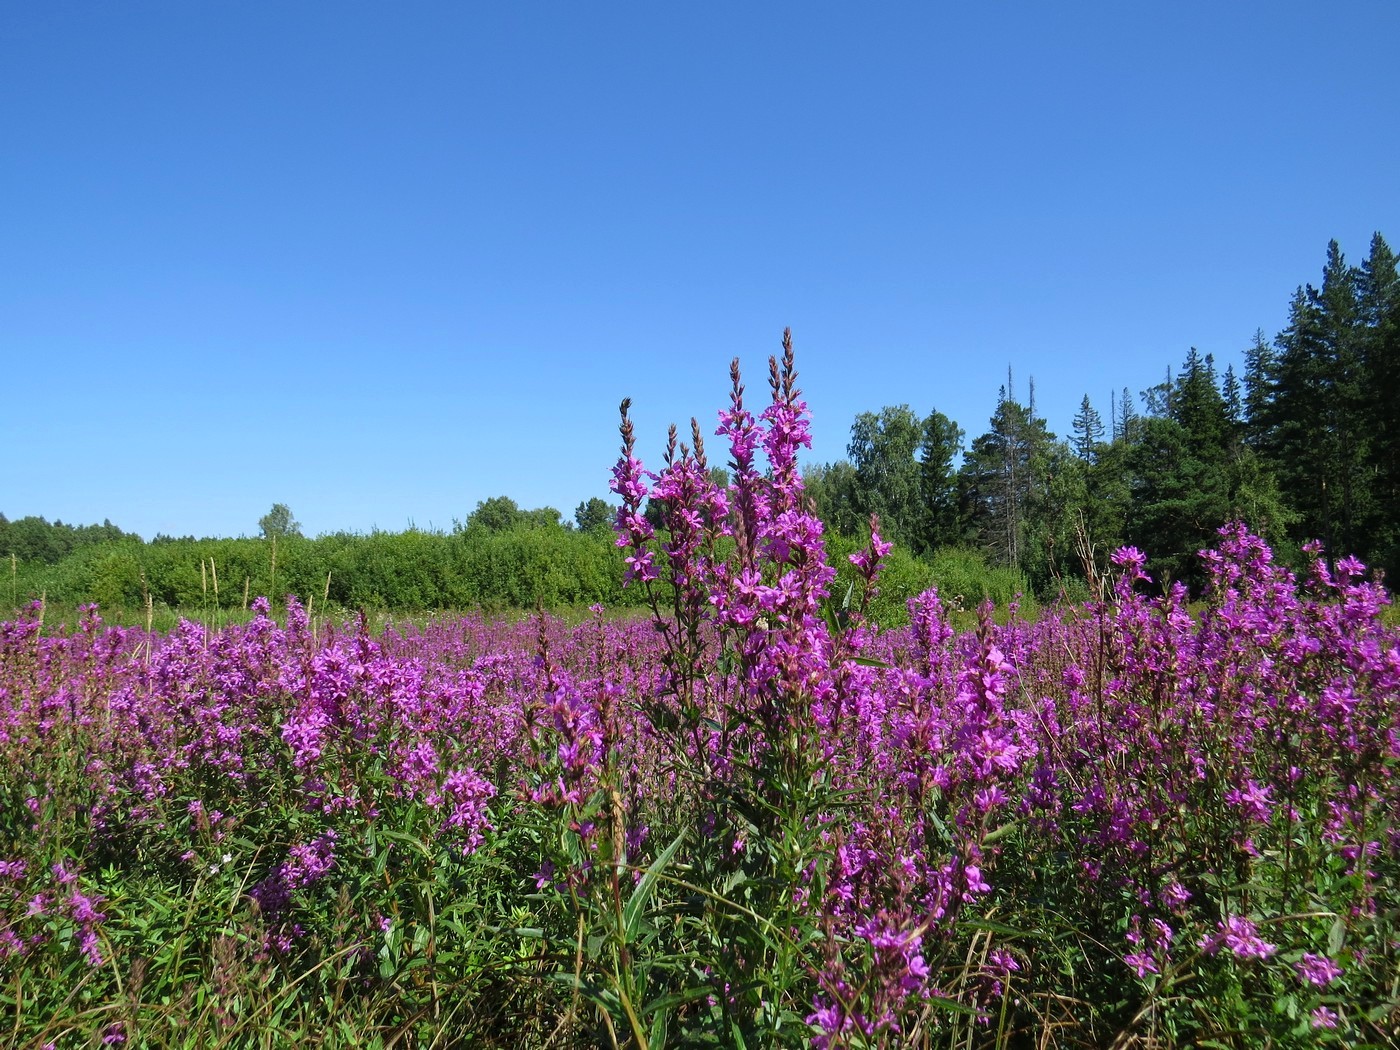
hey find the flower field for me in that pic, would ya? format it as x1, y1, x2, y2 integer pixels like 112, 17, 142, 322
3, 342, 1398, 1048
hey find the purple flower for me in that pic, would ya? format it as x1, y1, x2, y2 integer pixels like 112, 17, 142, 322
963, 865, 990, 895
1159, 880, 1190, 913
1225, 779, 1274, 823
1310, 1006, 1339, 1029
1110, 546, 1150, 581
987, 949, 1019, 974
68, 889, 105, 925
1199, 915, 1275, 960
1123, 951, 1158, 978
80, 929, 104, 966
1294, 952, 1343, 987
0, 859, 26, 880
533, 861, 556, 890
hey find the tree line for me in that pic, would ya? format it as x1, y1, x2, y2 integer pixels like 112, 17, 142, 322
1, 497, 635, 614
6, 233, 1395, 614
805, 233, 1399, 593
3, 498, 1025, 624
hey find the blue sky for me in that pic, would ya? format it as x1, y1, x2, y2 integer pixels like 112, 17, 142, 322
3, 3, 1397, 540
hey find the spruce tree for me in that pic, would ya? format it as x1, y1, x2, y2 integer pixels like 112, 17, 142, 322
1357, 232, 1400, 575
1268, 240, 1369, 562
916, 409, 964, 554
1071, 395, 1105, 462
957, 390, 1060, 587
1222, 365, 1243, 428
1117, 387, 1140, 443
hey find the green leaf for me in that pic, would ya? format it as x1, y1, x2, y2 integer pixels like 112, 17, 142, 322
983, 820, 1020, 845
822, 600, 842, 637
649, 1004, 670, 1048
642, 985, 718, 1017
1327, 915, 1345, 956
376, 828, 432, 857
624, 829, 686, 943
928, 994, 982, 1017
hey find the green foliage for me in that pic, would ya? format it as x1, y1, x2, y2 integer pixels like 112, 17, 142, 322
259, 503, 303, 540
848, 405, 924, 550
1252, 239, 1383, 571
841, 404, 964, 556
574, 497, 615, 534
825, 533, 1028, 627
801, 233, 1399, 598
917, 408, 965, 552
0, 514, 129, 564
6, 527, 644, 618
465, 496, 564, 534
957, 392, 1061, 588
1071, 394, 1106, 461
1126, 415, 1216, 587
804, 460, 864, 538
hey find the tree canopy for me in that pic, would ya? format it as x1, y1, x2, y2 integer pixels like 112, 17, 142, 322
258, 504, 302, 540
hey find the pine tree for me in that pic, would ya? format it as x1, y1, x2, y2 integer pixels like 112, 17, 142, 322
1125, 414, 1197, 584
1142, 366, 1173, 418
1122, 346, 1288, 588
1222, 364, 1243, 427
1071, 395, 1105, 462
916, 409, 964, 553
1172, 348, 1230, 458
1356, 232, 1400, 574
1268, 240, 1369, 561
1117, 387, 1140, 443
957, 390, 1059, 583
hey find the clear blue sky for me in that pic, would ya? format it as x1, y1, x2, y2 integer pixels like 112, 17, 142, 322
4, 3, 1397, 540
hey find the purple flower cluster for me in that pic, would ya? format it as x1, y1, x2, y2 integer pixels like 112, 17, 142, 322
2, 341, 1397, 1043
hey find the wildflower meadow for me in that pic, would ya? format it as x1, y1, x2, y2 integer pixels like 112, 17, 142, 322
2, 336, 1397, 1048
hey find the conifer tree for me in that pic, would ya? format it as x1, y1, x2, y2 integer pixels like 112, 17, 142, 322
1071, 395, 1105, 462
958, 389, 1059, 584
1116, 387, 1140, 443
1222, 365, 1243, 427
1242, 328, 1277, 452
1356, 232, 1400, 574
916, 409, 964, 553
1267, 240, 1370, 561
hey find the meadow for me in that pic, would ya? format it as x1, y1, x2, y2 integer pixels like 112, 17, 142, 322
1, 347, 1396, 1048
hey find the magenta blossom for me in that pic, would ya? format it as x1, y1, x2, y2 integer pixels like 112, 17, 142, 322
1294, 952, 1343, 987
1199, 915, 1275, 960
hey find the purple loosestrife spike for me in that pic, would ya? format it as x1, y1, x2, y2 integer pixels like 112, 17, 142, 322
1294, 952, 1343, 987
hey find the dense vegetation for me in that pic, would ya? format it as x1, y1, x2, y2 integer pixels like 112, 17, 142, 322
806, 233, 1400, 594
1, 343, 1395, 1048
0, 511, 1025, 629
5, 235, 1396, 623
